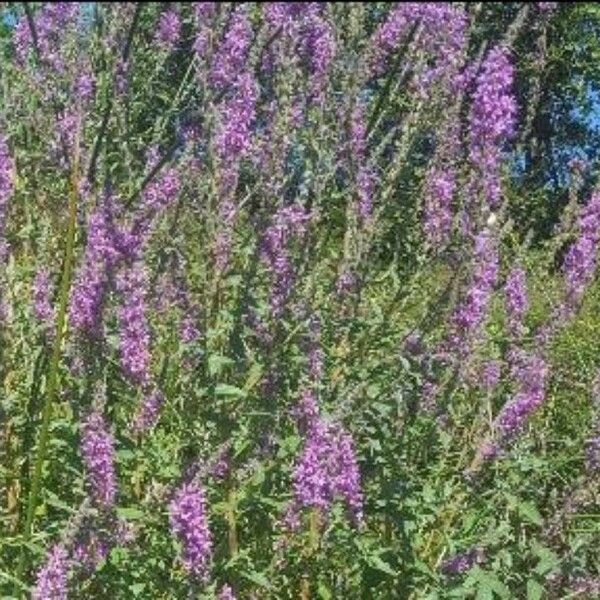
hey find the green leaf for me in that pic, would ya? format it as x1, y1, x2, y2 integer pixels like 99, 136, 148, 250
366, 554, 396, 576
518, 501, 543, 526
208, 355, 235, 376
129, 584, 146, 596
527, 579, 544, 600
241, 570, 271, 589
475, 587, 494, 600
45, 492, 77, 514
116, 449, 136, 461
214, 383, 245, 398
473, 569, 510, 599
317, 583, 333, 600
533, 546, 560, 576
116, 507, 145, 520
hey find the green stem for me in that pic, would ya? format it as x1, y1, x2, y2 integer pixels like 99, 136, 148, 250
226, 486, 239, 559
14, 166, 79, 593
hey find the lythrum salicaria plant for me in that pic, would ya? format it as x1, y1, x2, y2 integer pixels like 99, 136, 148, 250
1, 3, 600, 598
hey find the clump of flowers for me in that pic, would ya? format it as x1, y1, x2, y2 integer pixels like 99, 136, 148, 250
287, 411, 363, 529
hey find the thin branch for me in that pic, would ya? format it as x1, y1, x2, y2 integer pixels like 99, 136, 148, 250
124, 138, 180, 209
87, 3, 144, 184
367, 21, 420, 137
22, 2, 71, 169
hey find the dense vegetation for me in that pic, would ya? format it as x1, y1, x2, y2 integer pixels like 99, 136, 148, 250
1, 3, 600, 599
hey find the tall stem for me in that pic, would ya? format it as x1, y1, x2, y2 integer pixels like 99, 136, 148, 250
300, 509, 321, 600
14, 154, 79, 593
226, 486, 239, 558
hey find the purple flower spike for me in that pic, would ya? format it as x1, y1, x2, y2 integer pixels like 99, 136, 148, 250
215, 72, 259, 162
218, 584, 237, 600
469, 46, 517, 209
260, 204, 312, 317
81, 411, 117, 508
133, 387, 165, 434
482, 360, 501, 393
424, 169, 456, 247
0, 136, 15, 261
69, 201, 119, 336
211, 7, 253, 89
505, 267, 528, 336
450, 230, 499, 351
33, 268, 56, 336
33, 544, 71, 600
116, 263, 152, 385
497, 353, 548, 439
289, 417, 363, 528
169, 481, 213, 582
156, 9, 181, 51
562, 191, 600, 316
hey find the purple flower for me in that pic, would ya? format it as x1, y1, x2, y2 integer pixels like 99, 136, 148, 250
421, 380, 439, 414
116, 263, 151, 385
194, 3, 218, 58
71, 528, 109, 573
33, 544, 70, 600
69, 201, 119, 335
260, 204, 312, 317
423, 169, 455, 247
14, 3, 80, 72
115, 59, 129, 95
133, 387, 165, 434
586, 435, 600, 474
450, 230, 499, 352
0, 136, 15, 261
505, 266, 528, 336
74, 71, 96, 104
289, 417, 363, 528
211, 7, 253, 89
71, 515, 135, 574
496, 353, 548, 439
336, 268, 358, 297
441, 547, 486, 575
218, 584, 237, 600
180, 313, 201, 344
156, 9, 181, 51
209, 448, 231, 482
562, 191, 600, 315
33, 268, 56, 336
585, 375, 600, 473
169, 481, 213, 582
263, 3, 321, 33
292, 388, 320, 431
141, 166, 180, 217
301, 13, 336, 105
213, 165, 239, 272
81, 411, 117, 508
482, 360, 501, 392
469, 46, 517, 209
370, 3, 468, 96
214, 72, 259, 161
